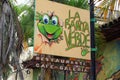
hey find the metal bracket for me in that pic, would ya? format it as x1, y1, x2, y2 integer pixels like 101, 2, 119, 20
90, 18, 96, 22
91, 48, 97, 52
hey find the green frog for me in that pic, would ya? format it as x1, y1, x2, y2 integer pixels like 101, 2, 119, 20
37, 13, 63, 41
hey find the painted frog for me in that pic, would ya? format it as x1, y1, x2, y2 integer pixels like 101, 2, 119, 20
37, 13, 63, 41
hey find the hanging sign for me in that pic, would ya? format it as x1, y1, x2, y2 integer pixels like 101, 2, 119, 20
34, 0, 91, 60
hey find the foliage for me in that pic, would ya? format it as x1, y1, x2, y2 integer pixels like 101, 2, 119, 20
14, 3, 34, 42
50, 0, 89, 9
95, 24, 106, 59
95, 0, 120, 21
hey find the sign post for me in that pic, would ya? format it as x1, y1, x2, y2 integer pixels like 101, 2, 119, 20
89, 0, 96, 80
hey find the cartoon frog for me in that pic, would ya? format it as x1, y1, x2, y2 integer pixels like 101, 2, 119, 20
37, 13, 63, 41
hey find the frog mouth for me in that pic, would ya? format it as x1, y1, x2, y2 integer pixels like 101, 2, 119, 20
46, 33, 53, 39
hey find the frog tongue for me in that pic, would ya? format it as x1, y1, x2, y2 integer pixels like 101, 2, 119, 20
47, 34, 53, 39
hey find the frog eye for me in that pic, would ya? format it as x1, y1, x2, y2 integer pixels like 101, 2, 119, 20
52, 16, 58, 25
43, 14, 49, 24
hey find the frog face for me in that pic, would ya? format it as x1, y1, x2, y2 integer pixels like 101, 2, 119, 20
37, 14, 63, 41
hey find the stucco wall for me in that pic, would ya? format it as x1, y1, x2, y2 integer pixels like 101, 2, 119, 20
97, 40, 120, 80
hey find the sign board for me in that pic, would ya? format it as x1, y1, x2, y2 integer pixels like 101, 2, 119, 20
34, 0, 91, 60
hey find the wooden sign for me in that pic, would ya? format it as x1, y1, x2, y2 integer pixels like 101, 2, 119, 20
34, 0, 91, 60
